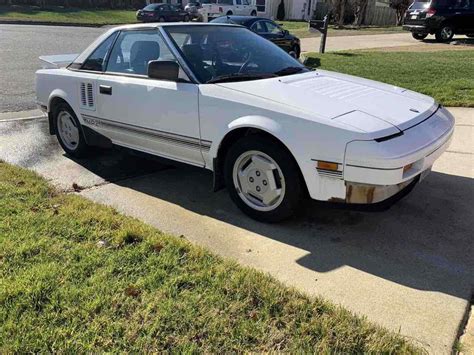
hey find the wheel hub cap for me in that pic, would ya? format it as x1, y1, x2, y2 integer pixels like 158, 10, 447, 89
233, 151, 286, 211
57, 111, 79, 151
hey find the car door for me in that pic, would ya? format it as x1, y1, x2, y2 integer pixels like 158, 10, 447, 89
263, 21, 291, 51
235, 0, 243, 14
454, 0, 474, 31
241, 0, 251, 14
95, 29, 204, 166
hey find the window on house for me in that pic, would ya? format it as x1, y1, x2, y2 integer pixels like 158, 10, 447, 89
256, 0, 265, 12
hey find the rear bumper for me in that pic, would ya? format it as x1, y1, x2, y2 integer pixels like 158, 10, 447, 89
403, 24, 429, 33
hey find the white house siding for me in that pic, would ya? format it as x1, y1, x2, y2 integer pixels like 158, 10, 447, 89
258, 0, 314, 20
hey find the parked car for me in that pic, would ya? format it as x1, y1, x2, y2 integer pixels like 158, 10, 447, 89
403, 0, 474, 42
36, 23, 454, 222
200, 0, 257, 19
136, 3, 190, 22
211, 16, 301, 58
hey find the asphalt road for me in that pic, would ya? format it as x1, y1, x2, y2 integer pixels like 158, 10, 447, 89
0, 24, 103, 112
0, 108, 473, 354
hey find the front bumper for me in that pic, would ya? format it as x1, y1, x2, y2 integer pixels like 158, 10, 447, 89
310, 106, 454, 205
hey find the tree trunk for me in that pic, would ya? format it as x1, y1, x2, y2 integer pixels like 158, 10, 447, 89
353, 0, 368, 26
338, 0, 347, 26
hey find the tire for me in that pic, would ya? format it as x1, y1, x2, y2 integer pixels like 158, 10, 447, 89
412, 32, 428, 40
53, 102, 90, 158
159, 16, 165, 22
435, 24, 454, 42
292, 44, 301, 59
251, 10, 257, 16
224, 135, 305, 222
226, 11, 233, 16
183, 14, 190, 22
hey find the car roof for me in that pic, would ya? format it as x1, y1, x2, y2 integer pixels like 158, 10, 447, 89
211, 15, 269, 26
111, 22, 242, 31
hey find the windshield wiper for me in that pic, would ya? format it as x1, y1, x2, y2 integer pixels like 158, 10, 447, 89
274, 66, 307, 76
206, 72, 277, 84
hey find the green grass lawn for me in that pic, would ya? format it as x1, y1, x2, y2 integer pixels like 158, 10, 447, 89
279, 21, 403, 38
305, 50, 474, 107
0, 161, 420, 353
0, 5, 136, 25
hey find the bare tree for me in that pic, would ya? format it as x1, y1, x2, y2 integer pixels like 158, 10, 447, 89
389, 0, 411, 25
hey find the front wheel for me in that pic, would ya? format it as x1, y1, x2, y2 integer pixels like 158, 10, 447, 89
250, 10, 257, 16
435, 25, 454, 42
224, 135, 305, 222
412, 32, 428, 40
53, 102, 90, 158
158, 16, 166, 22
183, 14, 190, 22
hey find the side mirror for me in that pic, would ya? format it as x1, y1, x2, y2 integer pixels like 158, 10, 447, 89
148, 60, 179, 82
289, 51, 297, 59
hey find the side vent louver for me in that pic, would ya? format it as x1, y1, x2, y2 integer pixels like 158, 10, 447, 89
80, 83, 87, 107
80, 82, 95, 110
87, 83, 94, 108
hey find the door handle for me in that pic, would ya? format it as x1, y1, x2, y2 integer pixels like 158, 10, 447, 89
99, 85, 112, 95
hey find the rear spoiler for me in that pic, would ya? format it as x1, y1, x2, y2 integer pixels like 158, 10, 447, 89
39, 54, 79, 69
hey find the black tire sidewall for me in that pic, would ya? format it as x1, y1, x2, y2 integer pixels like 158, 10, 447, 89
53, 103, 89, 158
292, 44, 301, 58
224, 135, 304, 222
435, 25, 454, 42
251, 10, 257, 16
412, 32, 427, 40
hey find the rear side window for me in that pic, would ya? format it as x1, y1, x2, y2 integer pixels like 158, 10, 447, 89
409, 0, 431, 9
81, 33, 117, 72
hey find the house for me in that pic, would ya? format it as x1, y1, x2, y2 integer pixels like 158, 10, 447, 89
146, 0, 318, 20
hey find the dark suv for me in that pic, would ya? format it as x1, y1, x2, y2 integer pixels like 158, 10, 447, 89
403, 0, 474, 42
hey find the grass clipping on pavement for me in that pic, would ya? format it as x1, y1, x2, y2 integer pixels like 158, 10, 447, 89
305, 50, 474, 107
0, 161, 421, 353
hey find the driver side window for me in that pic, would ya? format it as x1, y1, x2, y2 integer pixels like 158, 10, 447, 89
106, 30, 188, 81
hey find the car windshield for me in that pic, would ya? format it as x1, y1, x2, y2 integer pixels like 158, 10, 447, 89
165, 25, 308, 83
409, 0, 431, 9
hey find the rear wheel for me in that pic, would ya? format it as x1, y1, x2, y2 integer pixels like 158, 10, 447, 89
251, 10, 257, 16
159, 16, 165, 22
224, 135, 304, 222
435, 24, 454, 42
226, 11, 233, 16
53, 102, 89, 158
412, 32, 428, 40
184, 14, 190, 22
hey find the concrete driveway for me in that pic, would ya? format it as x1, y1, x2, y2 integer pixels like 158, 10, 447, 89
0, 107, 472, 354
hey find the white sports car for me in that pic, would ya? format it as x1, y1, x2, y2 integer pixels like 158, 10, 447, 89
36, 23, 454, 222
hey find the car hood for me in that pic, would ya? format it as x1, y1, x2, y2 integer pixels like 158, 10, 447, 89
217, 70, 437, 134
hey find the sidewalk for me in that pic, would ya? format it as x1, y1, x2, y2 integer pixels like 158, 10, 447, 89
300, 32, 471, 52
